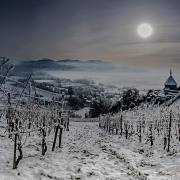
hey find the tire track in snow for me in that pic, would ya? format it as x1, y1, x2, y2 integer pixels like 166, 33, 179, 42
64, 122, 146, 180
96, 130, 148, 180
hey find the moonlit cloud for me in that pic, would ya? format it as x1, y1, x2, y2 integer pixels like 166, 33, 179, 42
0, 0, 180, 67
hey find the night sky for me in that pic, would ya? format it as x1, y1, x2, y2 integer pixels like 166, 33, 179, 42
1, 0, 180, 67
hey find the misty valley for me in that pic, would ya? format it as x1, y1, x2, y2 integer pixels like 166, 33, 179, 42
0, 57, 180, 180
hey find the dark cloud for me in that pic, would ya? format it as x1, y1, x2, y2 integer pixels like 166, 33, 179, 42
0, 0, 180, 67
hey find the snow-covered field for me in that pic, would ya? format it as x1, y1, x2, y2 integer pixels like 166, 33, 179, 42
1, 122, 180, 180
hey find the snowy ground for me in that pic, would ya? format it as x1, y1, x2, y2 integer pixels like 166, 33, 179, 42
1, 122, 180, 180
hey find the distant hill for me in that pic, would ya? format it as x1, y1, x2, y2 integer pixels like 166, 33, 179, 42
12, 58, 109, 76
58, 59, 104, 64
58, 59, 81, 63
86, 60, 104, 63
13, 58, 75, 75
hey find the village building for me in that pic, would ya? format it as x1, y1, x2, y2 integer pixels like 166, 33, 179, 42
164, 69, 179, 94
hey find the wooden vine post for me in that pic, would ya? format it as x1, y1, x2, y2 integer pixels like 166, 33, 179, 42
138, 121, 142, 143
13, 121, 17, 169
42, 117, 47, 155
120, 114, 123, 136
12, 118, 23, 169
125, 122, 128, 139
99, 116, 101, 128
13, 118, 18, 169
59, 126, 63, 148
167, 110, 172, 152
52, 125, 60, 151
149, 123, 153, 147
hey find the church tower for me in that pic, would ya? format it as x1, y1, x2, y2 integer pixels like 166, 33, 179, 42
164, 68, 177, 90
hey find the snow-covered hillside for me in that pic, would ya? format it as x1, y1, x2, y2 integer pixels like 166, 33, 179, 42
1, 121, 180, 180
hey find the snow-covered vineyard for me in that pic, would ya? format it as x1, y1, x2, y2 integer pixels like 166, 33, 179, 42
1, 119, 180, 179
99, 105, 180, 153
1, 58, 180, 180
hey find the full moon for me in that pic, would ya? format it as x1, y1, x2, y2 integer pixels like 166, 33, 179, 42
137, 23, 153, 39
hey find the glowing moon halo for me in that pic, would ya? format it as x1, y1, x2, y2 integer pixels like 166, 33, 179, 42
137, 23, 153, 39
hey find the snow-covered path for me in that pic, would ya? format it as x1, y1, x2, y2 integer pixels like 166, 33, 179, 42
0, 122, 143, 180
59, 122, 139, 180
1, 122, 180, 180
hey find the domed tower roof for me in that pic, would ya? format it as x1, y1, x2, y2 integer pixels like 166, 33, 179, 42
164, 68, 177, 86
